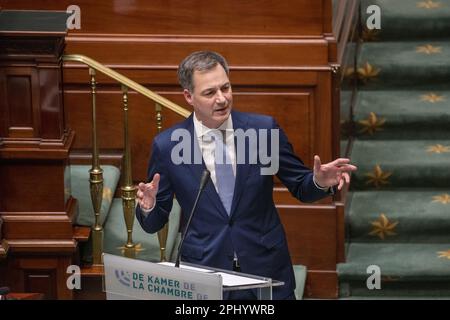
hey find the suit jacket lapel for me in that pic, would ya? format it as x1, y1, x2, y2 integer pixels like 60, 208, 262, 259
184, 116, 229, 219
230, 111, 251, 218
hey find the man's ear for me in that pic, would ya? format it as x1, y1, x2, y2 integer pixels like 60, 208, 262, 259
183, 89, 194, 106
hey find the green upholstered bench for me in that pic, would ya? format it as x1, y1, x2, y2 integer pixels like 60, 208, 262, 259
70, 165, 121, 227
103, 198, 181, 263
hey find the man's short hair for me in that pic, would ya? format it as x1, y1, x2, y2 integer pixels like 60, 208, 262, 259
177, 51, 229, 93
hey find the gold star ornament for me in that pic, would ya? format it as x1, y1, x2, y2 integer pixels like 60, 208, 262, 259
420, 93, 445, 103
117, 243, 146, 256
369, 213, 399, 240
362, 27, 381, 42
365, 165, 392, 188
358, 112, 386, 136
426, 144, 450, 154
432, 194, 450, 204
417, 1, 442, 9
357, 62, 381, 82
437, 250, 450, 259
416, 44, 442, 54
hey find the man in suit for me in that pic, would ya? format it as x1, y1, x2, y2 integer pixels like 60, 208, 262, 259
136, 51, 356, 300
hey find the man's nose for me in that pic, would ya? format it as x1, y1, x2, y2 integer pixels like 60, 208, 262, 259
215, 90, 226, 104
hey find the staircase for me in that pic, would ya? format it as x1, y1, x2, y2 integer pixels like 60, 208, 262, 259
338, 0, 450, 298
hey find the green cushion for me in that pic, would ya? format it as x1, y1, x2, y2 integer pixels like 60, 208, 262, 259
103, 198, 181, 263
70, 165, 120, 227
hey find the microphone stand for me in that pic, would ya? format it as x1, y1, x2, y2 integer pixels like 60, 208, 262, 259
175, 169, 210, 268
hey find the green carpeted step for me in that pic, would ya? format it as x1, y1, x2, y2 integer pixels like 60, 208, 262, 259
347, 190, 450, 243
354, 90, 450, 140
338, 242, 450, 297
71, 165, 121, 227
360, 0, 450, 41
341, 0, 450, 299
340, 280, 450, 298
356, 41, 450, 89
103, 198, 181, 263
350, 139, 450, 189
338, 242, 450, 281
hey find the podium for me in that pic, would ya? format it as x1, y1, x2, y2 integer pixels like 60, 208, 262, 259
103, 253, 283, 300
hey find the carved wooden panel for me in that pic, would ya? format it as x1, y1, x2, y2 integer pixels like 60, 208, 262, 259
0, 160, 66, 212
25, 271, 56, 299
1, 255, 74, 299
0, 68, 39, 139
279, 205, 337, 269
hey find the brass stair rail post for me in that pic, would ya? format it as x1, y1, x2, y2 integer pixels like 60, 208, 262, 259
120, 85, 137, 258
88, 68, 104, 265
155, 103, 169, 262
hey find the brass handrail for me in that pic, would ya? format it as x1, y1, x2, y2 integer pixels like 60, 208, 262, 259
62, 54, 191, 118
63, 54, 189, 263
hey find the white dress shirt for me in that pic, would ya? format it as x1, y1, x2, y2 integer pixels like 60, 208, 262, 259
193, 113, 236, 193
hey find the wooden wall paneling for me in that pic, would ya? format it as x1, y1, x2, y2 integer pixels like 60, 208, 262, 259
1, 196, 77, 241
0, 159, 66, 212
3, 0, 330, 36
1, 1, 344, 298
279, 204, 339, 299
304, 270, 338, 299
336, 192, 346, 264
39, 66, 65, 139
278, 205, 337, 270
0, 12, 80, 299
331, 65, 342, 198
24, 269, 57, 299
314, 71, 333, 163
64, 38, 330, 67
2, 254, 74, 299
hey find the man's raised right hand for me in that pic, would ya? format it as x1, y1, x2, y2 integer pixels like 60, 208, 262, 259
137, 173, 160, 211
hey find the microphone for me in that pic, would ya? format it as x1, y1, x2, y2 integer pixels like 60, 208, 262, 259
175, 169, 210, 268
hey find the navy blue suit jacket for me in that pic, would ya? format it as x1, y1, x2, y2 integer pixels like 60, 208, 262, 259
136, 110, 332, 299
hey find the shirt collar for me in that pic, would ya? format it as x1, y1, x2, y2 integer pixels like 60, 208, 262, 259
193, 112, 233, 138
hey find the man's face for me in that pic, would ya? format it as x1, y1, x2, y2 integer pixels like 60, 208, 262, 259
183, 64, 233, 128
